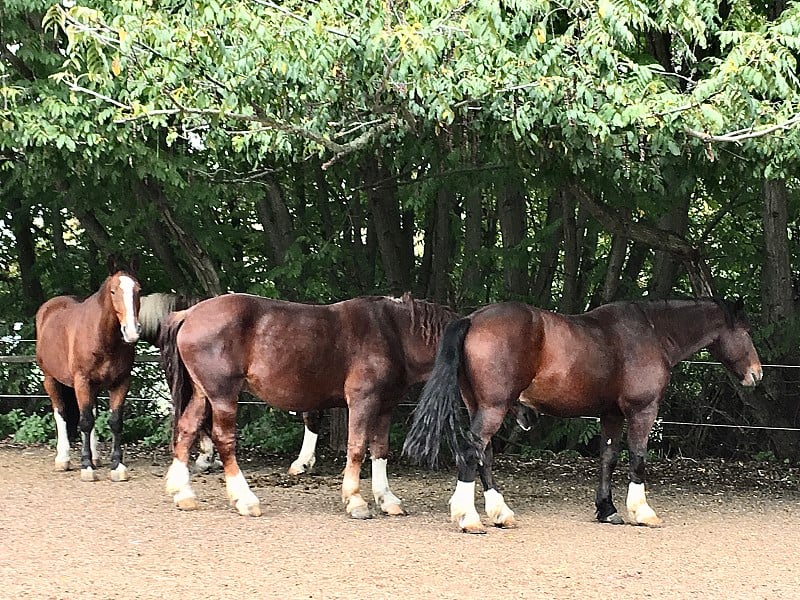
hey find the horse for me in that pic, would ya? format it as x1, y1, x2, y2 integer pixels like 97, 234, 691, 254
35, 256, 142, 482
403, 298, 763, 533
143, 292, 326, 476
159, 292, 458, 518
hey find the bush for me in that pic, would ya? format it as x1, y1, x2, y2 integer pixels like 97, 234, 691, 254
238, 408, 302, 452
13, 412, 55, 444
0, 409, 24, 439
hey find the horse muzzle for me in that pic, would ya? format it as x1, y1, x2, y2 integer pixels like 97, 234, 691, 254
741, 364, 763, 387
121, 322, 142, 344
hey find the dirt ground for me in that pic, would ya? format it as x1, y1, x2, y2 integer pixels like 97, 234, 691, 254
1, 443, 799, 600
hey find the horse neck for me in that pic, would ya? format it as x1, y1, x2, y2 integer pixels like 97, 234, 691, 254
644, 300, 726, 366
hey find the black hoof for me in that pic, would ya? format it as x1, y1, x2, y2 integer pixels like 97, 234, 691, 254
599, 512, 625, 525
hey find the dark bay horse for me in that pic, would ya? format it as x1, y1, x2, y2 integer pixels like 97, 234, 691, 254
160, 293, 458, 518
403, 298, 763, 533
35, 257, 142, 482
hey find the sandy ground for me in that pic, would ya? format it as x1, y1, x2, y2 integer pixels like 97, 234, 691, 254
1, 443, 799, 599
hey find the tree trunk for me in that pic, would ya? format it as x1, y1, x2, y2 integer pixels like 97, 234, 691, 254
327, 407, 349, 454
497, 179, 529, 300
362, 154, 414, 294
600, 234, 628, 304
649, 195, 690, 298
255, 177, 293, 269
748, 178, 799, 459
530, 192, 563, 309
8, 194, 44, 313
461, 186, 484, 308
559, 187, 581, 313
429, 187, 455, 304
135, 178, 222, 296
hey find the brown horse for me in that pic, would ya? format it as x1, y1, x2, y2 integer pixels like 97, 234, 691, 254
35, 257, 142, 482
159, 292, 457, 518
403, 298, 763, 533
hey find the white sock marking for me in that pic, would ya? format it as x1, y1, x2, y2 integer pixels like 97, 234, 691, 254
484, 489, 514, 524
626, 482, 658, 524
371, 457, 402, 509
449, 480, 482, 528
289, 427, 318, 473
54, 410, 71, 465
226, 471, 259, 508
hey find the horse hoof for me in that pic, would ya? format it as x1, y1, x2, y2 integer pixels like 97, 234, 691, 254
80, 468, 99, 482
108, 467, 130, 482
235, 501, 262, 517
54, 460, 71, 472
633, 516, 663, 528
382, 503, 406, 517
493, 516, 516, 529
461, 524, 487, 535
600, 513, 625, 525
175, 496, 199, 511
287, 464, 306, 476
349, 505, 373, 520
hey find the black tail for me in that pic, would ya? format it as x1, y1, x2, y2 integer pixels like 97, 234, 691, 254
159, 312, 192, 448
403, 317, 473, 469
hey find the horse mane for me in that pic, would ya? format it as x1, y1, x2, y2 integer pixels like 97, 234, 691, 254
399, 292, 459, 345
140, 293, 204, 346
632, 297, 741, 329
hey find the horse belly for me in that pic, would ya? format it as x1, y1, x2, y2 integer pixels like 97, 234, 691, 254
244, 363, 345, 413
519, 375, 613, 418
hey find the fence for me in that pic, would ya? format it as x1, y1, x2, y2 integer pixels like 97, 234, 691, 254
3, 340, 800, 441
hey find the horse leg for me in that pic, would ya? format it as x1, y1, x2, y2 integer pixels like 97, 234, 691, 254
209, 396, 261, 517
369, 409, 404, 516
73, 378, 99, 482
479, 443, 515, 528
625, 403, 662, 527
165, 389, 207, 511
341, 398, 373, 520
193, 407, 220, 473
595, 413, 624, 524
44, 376, 72, 471
288, 410, 322, 475
193, 432, 220, 473
106, 379, 130, 482
89, 405, 102, 467
450, 403, 507, 534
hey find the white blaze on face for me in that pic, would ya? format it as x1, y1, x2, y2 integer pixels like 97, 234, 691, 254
118, 275, 140, 343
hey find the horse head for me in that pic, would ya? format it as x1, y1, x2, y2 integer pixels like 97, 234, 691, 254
707, 298, 763, 387
107, 255, 142, 344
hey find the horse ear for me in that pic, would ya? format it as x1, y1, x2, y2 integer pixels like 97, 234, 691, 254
128, 253, 140, 275
733, 297, 745, 316
107, 254, 119, 274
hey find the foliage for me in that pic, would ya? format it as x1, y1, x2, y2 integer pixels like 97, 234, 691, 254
238, 408, 303, 453
12, 411, 55, 444
3, 0, 800, 459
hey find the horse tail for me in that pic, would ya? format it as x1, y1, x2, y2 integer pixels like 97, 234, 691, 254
159, 310, 192, 446
403, 317, 474, 469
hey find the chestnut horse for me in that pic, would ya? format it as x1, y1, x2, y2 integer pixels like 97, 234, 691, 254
35, 257, 142, 482
142, 292, 324, 476
160, 293, 457, 518
404, 298, 763, 533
